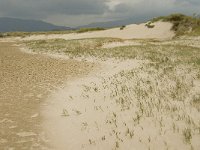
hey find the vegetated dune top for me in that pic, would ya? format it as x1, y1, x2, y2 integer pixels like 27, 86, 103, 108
22, 21, 175, 41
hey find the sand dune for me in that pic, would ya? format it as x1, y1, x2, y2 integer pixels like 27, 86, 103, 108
22, 21, 175, 41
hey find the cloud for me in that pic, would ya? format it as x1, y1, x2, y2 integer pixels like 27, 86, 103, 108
174, 0, 200, 5
108, 0, 200, 20
0, 0, 109, 19
0, 0, 200, 26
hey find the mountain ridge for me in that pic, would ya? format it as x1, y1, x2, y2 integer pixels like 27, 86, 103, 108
0, 17, 71, 32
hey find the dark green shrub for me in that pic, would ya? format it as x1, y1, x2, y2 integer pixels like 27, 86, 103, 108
120, 25, 126, 30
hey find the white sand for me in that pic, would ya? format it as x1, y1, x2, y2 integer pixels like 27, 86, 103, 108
22, 21, 175, 41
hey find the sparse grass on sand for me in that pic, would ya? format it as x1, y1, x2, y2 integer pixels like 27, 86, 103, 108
1, 30, 74, 38
23, 36, 200, 149
1, 28, 106, 38
24, 38, 123, 57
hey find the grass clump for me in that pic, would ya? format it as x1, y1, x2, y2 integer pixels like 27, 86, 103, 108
183, 128, 192, 144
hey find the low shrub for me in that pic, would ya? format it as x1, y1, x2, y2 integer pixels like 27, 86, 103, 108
145, 22, 155, 28
120, 25, 126, 30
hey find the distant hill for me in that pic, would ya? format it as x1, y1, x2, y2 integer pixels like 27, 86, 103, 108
0, 17, 71, 32
77, 16, 150, 29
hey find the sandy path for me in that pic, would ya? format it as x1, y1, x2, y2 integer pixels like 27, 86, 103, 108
0, 42, 95, 150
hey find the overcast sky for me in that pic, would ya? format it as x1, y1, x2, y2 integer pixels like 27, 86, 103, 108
0, 0, 200, 27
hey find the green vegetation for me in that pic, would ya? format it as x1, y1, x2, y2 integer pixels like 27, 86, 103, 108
152, 13, 200, 36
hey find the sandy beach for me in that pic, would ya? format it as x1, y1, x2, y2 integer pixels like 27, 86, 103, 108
0, 41, 95, 149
